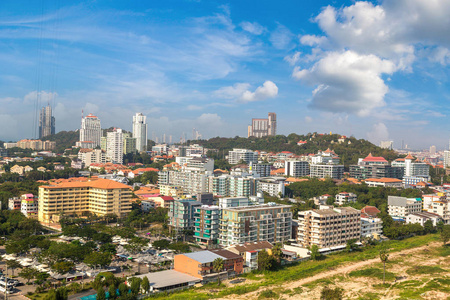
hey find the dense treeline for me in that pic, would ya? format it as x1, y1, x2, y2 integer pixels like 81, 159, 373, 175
0, 181, 41, 209
192, 133, 398, 167
41, 130, 79, 153
285, 178, 425, 212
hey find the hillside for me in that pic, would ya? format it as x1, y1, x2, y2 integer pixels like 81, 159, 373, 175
191, 133, 398, 167
41, 130, 79, 153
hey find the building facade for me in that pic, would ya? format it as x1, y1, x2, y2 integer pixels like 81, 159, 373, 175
169, 199, 202, 231
247, 112, 277, 138
219, 203, 292, 247
132, 113, 148, 152
38, 178, 132, 223
310, 164, 344, 179
335, 192, 357, 205
285, 160, 310, 177
80, 113, 102, 147
228, 149, 258, 165
39, 104, 55, 138
106, 128, 124, 164
297, 207, 361, 248
387, 196, 422, 218
194, 205, 221, 245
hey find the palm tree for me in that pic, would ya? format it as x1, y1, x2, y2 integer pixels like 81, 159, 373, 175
379, 245, 389, 284
213, 258, 224, 286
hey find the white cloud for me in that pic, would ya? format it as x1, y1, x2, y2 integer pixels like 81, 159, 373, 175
214, 81, 278, 103
269, 24, 294, 49
197, 113, 223, 126
367, 122, 389, 144
240, 21, 265, 35
305, 116, 313, 123
284, 52, 301, 66
293, 51, 395, 116
300, 35, 327, 47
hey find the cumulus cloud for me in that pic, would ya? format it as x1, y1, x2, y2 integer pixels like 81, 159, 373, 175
269, 24, 294, 49
284, 52, 301, 66
240, 21, 265, 35
293, 51, 395, 116
214, 81, 278, 103
367, 122, 389, 144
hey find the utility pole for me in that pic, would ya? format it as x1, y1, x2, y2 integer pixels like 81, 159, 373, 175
5, 263, 8, 300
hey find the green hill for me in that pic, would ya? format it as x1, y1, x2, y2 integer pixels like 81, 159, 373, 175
190, 133, 398, 167
41, 130, 79, 153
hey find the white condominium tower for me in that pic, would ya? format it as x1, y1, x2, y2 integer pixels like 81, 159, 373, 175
107, 128, 124, 164
132, 113, 148, 152
80, 113, 102, 147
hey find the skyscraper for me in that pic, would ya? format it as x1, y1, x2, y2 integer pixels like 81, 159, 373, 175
132, 113, 147, 152
247, 112, 277, 138
80, 113, 102, 147
107, 128, 124, 164
39, 104, 55, 138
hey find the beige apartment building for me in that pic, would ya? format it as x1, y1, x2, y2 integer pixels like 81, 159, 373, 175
38, 178, 132, 223
219, 203, 292, 247
298, 206, 361, 248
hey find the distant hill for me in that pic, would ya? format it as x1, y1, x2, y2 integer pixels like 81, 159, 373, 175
190, 133, 398, 167
41, 130, 79, 153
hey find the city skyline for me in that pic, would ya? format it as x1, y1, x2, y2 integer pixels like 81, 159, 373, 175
1, 1, 450, 149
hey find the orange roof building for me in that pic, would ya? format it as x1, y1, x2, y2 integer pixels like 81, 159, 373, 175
38, 178, 132, 223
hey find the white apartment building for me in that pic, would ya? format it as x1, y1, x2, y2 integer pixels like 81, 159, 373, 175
297, 207, 361, 248
364, 178, 403, 188
387, 196, 422, 218
444, 150, 450, 168
285, 160, 310, 177
218, 195, 264, 208
132, 113, 147, 152
152, 144, 167, 154
310, 164, 344, 179
106, 128, 124, 164
78, 148, 106, 166
80, 113, 102, 147
361, 217, 383, 238
392, 153, 430, 179
310, 149, 340, 165
256, 177, 286, 197
430, 199, 450, 224
335, 192, 357, 205
250, 162, 272, 178
406, 212, 442, 226
228, 148, 258, 165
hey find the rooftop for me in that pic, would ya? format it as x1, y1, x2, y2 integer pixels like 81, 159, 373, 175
130, 270, 200, 289
41, 178, 131, 190
180, 251, 224, 264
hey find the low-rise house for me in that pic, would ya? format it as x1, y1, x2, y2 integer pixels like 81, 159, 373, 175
174, 250, 243, 283
388, 196, 422, 219
226, 241, 273, 271
406, 212, 442, 226
335, 192, 357, 205
364, 178, 403, 188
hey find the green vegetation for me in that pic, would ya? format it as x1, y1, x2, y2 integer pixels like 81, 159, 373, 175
257, 289, 278, 299
0, 180, 41, 208
406, 265, 446, 275
192, 133, 398, 167
349, 267, 395, 282
41, 130, 79, 153
320, 286, 343, 300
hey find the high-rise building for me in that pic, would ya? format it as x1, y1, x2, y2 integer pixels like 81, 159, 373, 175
80, 113, 102, 147
132, 113, 147, 152
228, 148, 258, 165
429, 145, 436, 155
380, 140, 394, 150
106, 128, 124, 164
248, 112, 277, 138
444, 151, 450, 168
123, 132, 137, 154
39, 104, 55, 138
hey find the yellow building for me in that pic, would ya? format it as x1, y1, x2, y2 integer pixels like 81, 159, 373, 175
38, 178, 132, 223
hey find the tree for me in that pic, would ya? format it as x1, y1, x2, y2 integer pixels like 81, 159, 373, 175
100, 243, 117, 255
441, 225, 450, 246
141, 276, 150, 294
69, 282, 82, 294
271, 243, 283, 265
257, 249, 272, 271
6, 259, 21, 276
379, 244, 390, 284
437, 220, 445, 233
52, 261, 75, 274
423, 220, 434, 234
118, 283, 128, 296
19, 267, 38, 283
97, 288, 106, 300
152, 239, 170, 250
320, 286, 343, 300
213, 258, 224, 286
345, 239, 358, 253
108, 285, 117, 299
130, 277, 141, 295
310, 245, 321, 261
84, 252, 112, 269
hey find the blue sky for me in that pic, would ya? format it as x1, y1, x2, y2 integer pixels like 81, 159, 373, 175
1, 0, 450, 149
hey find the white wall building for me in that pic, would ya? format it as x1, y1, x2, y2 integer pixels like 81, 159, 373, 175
335, 192, 357, 205
80, 113, 102, 147
361, 217, 383, 238
310, 164, 344, 179
132, 113, 147, 152
406, 212, 442, 226
78, 149, 106, 166
387, 196, 422, 218
228, 149, 258, 165
285, 160, 310, 177
106, 128, 124, 164
256, 177, 286, 197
